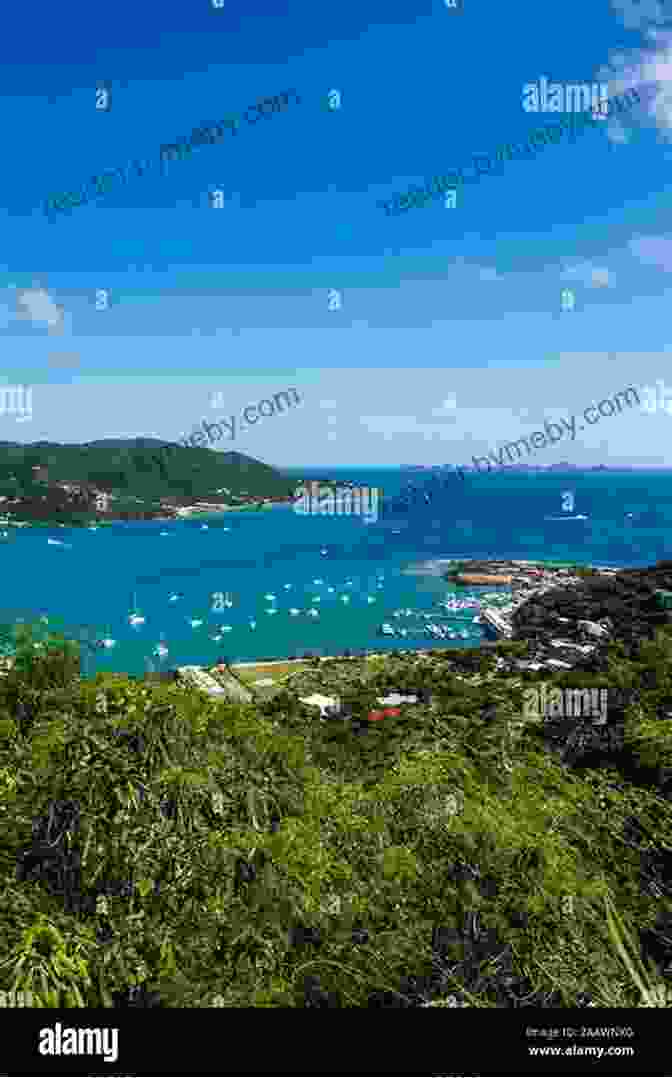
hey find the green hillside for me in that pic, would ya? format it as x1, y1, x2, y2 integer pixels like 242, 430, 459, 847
0, 442, 295, 522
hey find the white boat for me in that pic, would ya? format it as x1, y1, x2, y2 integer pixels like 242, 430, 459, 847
128, 592, 145, 625
88, 525, 99, 531
312, 596, 322, 603
221, 626, 232, 632
212, 634, 223, 642
327, 587, 335, 593
264, 593, 276, 601
99, 636, 116, 649
249, 621, 257, 630
160, 531, 169, 536
307, 608, 320, 617
381, 623, 395, 636
283, 583, 292, 589
289, 608, 300, 616
313, 579, 324, 585
320, 548, 328, 555
169, 593, 181, 602
340, 595, 350, 602
266, 608, 278, 615
367, 596, 376, 603
201, 524, 209, 530
47, 539, 63, 546
153, 642, 168, 658
224, 593, 233, 608
188, 618, 203, 628
345, 579, 353, 586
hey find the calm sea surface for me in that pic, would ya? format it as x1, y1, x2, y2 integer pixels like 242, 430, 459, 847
0, 467, 667, 677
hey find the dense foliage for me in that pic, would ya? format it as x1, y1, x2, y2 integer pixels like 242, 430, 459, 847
0, 619, 671, 1008
0, 442, 295, 523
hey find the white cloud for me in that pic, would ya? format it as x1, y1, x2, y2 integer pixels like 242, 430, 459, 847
478, 266, 503, 282
360, 414, 458, 439
431, 396, 457, 416
629, 233, 672, 269
0, 302, 15, 330
610, 0, 670, 33
16, 288, 64, 331
561, 262, 613, 288
595, 34, 672, 143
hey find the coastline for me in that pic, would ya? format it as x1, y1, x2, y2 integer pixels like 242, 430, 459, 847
3, 500, 292, 530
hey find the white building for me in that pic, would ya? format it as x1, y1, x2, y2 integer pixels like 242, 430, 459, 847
376, 693, 419, 707
299, 693, 340, 717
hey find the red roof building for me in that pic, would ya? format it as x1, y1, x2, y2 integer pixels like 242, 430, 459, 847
367, 707, 401, 722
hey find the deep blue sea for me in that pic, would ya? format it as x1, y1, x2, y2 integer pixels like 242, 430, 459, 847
0, 467, 667, 677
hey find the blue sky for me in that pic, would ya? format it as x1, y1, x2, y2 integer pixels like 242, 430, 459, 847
2, 0, 672, 467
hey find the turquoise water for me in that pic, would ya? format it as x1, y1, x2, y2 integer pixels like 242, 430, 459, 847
0, 467, 668, 677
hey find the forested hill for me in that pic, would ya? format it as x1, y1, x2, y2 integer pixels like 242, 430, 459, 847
0, 441, 295, 506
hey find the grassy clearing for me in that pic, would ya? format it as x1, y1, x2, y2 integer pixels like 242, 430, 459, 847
231, 661, 311, 685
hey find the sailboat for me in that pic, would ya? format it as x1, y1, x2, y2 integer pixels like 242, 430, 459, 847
153, 633, 168, 658
128, 593, 145, 625
97, 624, 116, 649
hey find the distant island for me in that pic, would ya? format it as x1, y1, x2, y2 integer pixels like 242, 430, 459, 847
0, 440, 296, 527
454, 462, 668, 472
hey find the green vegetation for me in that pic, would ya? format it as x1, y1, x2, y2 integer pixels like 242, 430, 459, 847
0, 442, 294, 524
1, 615, 671, 1008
